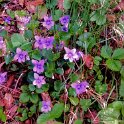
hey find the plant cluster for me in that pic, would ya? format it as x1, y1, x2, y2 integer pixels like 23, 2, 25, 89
0, 0, 124, 124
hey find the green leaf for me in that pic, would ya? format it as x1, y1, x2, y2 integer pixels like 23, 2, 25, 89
88, 0, 98, 4
4, 54, 13, 65
63, 0, 71, 10
27, 72, 34, 83
30, 94, 39, 104
112, 48, 124, 60
121, 103, 124, 117
69, 97, 79, 106
99, 108, 120, 122
119, 78, 124, 97
90, 10, 106, 25
0, 107, 6, 122
55, 68, 64, 75
95, 81, 107, 94
68, 87, 76, 97
53, 10, 63, 21
11, 33, 26, 47
30, 105, 36, 114
24, 30, 33, 39
106, 59, 122, 71
36, 88, 43, 94
27, 20, 39, 31
20, 93, 30, 103
54, 80, 63, 91
46, 62, 55, 73
46, 0, 57, 9
51, 103, 64, 118
94, 56, 102, 66
67, 62, 75, 69
31, 49, 41, 60
110, 101, 123, 110
37, 113, 53, 124
29, 84, 35, 91
120, 67, 124, 78
74, 119, 82, 124
101, 45, 112, 59
96, 14, 106, 25
15, 10, 27, 17
6, 40, 13, 51
70, 73, 79, 83
37, 103, 64, 124
38, 5, 48, 19
21, 85, 29, 92
80, 99, 91, 111
21, 42, 32, 52
0, 30, 7, 38
20, 110, 28, 121
42, 84, 49, 92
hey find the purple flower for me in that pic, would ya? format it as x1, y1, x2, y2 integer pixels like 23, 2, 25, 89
19, 16, 31, 25
41, 101, 51, 113
76, 51, 84, 60
33, 73, 46, 88
0, 37, 4, 49
56, 41, 65, 51
64, 47, 78, 62
3, 16, 11, 24
71, 81, 89, 95
32, 59, 45, 74
61, 26, 68, 32
0, 72, 7, 84
14, 48, 30, 63
43, 16, 54, 30
34, 36, 46, 50
60, 15, 70, 26
44, 36, 54, 50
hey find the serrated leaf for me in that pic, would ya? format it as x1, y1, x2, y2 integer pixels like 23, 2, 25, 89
54, 80, 63, 91
37, 113, 53, 124
88, 0, 98, 4
37, 103, 64, 124
55, 68, 64, 75
51, 103, 64, 118
74, 119, 82, 124
119, 78, 124, 97
30, 94, 39, 104
112, 48, 124, 60
96, 14, 106, 25
99, 108, 120, 122
20, 93, 30, 103
11, 33, 26, 47
29, 84, 35, 91
32, 49, 41, 60
106, 59, 122, 71
70, 73, 79, 83
80, 99, 91, 111
63, 0, 71, 10
101, 45, 112, 59
69, 97, 79, 106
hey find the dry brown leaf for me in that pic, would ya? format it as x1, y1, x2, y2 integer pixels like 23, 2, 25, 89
26, 0, 44, 13
83, 54, 94, 70
6, 75, 15, 87
107, 14, 116, 22
0, 62, 5, 71
9, 105, 18, 117
0, 99, 5, 106
4, 93, 14, 108
18, 0, 25, 6
41, 92, 51, 102
57, 0, 64, 10
114, 0, 124, 12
